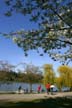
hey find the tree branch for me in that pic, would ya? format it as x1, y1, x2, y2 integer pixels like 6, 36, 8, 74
42, 2, 72, 28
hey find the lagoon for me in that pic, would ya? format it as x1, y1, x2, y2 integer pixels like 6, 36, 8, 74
0, 82, 45, 92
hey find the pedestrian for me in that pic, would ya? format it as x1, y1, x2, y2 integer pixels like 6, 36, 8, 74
18, 86, 22, 93
46, 83, 50, 94
26, 88, 28, 93
50, 85, 54, 95
37, 85, 41, 93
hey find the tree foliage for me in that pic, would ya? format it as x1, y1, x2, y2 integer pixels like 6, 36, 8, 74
58, 65, 72, 88
24, 63, 43, 92
55, 77, 63, 91
0, 60, 15, 72
43, 64, 55, 85
0, 61, 43, 84
1, 0, 72, 64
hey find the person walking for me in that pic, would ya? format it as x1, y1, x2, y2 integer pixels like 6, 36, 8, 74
46, 83, 50, 94
50, 85, 55, 95
18, 86, 22, 94
37, 85, 41, 93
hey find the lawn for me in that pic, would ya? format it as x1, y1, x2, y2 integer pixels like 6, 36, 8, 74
0, 97, 72, 108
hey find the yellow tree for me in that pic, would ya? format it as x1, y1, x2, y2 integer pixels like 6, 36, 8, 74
58, 65, 72, 88
43, 64, 55, 85
55, 77, 63, 91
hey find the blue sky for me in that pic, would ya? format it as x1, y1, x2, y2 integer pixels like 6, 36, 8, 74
0, 0, 72, 76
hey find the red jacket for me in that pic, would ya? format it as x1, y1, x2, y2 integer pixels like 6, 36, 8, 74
37, 85, 41, 91
46, 83, 50, 89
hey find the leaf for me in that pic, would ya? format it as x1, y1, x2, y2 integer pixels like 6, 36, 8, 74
4, 11, 12, 16
40, 54, 43, 56
25, 53, 28, 57
5, 0, 11, 6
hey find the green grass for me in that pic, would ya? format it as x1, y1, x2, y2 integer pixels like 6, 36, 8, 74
0, 97, 72, 108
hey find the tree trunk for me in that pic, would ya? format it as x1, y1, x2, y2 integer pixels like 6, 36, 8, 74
30, 83, 32, 93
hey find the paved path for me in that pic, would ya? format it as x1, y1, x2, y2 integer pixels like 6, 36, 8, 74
0, 92, 72, 102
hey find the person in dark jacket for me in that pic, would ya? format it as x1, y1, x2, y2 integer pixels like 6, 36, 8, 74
18, 86, 22, 93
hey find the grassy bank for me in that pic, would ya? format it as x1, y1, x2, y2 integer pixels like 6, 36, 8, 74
0, 97, 72, 108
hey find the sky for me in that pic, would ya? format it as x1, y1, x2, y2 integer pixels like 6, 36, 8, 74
0, 0, 72, 76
